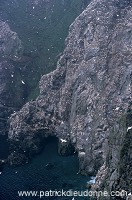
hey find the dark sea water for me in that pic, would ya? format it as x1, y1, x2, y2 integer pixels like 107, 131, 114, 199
0, 135, 9, 159
0, 137, 90, 200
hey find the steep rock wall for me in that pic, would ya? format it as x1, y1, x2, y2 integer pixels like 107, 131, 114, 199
91, 110, 132, 200
8, 0, 132, 196
0, 20, 25, 135
0, 0, 91, 134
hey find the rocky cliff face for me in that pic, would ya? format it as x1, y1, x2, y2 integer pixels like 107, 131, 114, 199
8, 0, 132, 198
92, 110, 132, 200
106, 111, 132, 199
0, 0, 91, 134
0, 20, 25, 135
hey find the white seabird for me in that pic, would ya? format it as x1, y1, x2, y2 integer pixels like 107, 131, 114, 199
60, 139, 67, 143
127, 126, 132, 132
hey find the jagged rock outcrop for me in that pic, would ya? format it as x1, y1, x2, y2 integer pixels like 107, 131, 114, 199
0, 20, 24, 135
8, 0, 132, 197
91, 112, 132, 200
0, 0, 91, 136
0, 0, 91, 138
105, 111, 132, 199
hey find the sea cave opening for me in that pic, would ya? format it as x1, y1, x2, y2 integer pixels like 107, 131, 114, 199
0, 135, 91, 200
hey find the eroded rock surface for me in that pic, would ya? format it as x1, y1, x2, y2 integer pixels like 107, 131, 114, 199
0, 20, 24, 135
8, 0, 132, 197
91, 111, 132, 200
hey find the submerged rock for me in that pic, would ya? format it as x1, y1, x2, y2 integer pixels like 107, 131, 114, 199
45, 163, 54, 170
0, 159, 7, 172
8, 0, 132, 196
8, 152, 28, 166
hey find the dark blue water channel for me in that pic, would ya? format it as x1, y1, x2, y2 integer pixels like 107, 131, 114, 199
0, 136, 90, 200
0, 135, 9, 159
